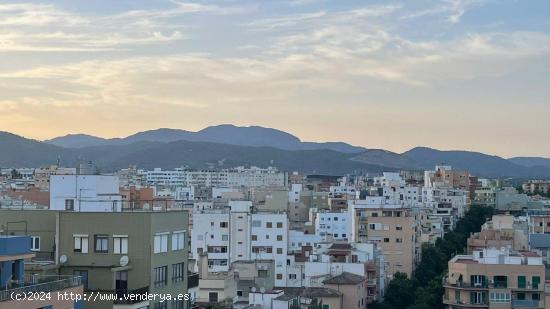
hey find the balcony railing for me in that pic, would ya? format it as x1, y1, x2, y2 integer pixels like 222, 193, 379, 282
511, 299, 539, 308
0, 275, 82, 302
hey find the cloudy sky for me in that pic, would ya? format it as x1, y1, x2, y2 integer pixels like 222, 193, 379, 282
0, 0, 548, 157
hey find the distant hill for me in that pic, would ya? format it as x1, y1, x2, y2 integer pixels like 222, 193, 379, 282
350, 149, 418, 169
3, 131, 384, 174
45, 133, 110, 148
509, 157, 550, 168
45, 125, 365, 153
402, 147, 550, 177
6, 128, 550, 177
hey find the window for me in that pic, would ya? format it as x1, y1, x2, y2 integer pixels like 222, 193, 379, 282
154, 266, 167, 287
267, 222, 273, 228
94, 235, 109, 253
172, 231, 185, 251
470, 291, 486, 304
172, 263, 185, 282
30, 236, 40, 251
65, 199, 74, 211
154, 233, 168, 253
113, 235, 128, 254
277, 222, 283, 228
517, 275, 526, 288
277, 235, 283, 241
489, 292, 510, 303
73, 235, 88, 253
532, 276, 540, 289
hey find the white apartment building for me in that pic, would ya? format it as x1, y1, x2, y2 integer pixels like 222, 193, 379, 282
49, 175, 122, 212
191, 202, 289, 286
142, 166, 287, 188
382, 186, 422, 207
288, 231, 323, 253
191, 210, 231, 272
315, 211, 351, 241
251, 213, 289, 287
373, 172, 406, 187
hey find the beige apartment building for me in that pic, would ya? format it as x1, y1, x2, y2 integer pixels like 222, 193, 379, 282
353, 203, 418, 279
467, 215, 528, 254
523, 180, 550, 195
323, 272, 368, 309
443, 248, 545, 308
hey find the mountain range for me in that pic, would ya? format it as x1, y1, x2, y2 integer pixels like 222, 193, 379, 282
0, 125, 546, 177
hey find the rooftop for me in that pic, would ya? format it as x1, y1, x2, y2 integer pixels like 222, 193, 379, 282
323, 272, 366, 285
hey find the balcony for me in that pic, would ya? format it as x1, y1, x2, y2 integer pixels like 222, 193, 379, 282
511, 300, 540, 308
442, 298, 488, 307
0, 275, 82, 302
443, 279, 488, 290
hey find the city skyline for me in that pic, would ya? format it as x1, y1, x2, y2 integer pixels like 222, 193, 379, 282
0, 0, 549, 158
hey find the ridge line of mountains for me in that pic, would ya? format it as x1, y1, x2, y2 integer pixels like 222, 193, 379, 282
0, 124, 548, 177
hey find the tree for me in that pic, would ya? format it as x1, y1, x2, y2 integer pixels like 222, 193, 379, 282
384, 272, 415, 309
371, 206, 493, 309
10, 169, 21, 179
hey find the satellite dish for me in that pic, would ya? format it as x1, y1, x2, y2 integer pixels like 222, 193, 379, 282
120, 256, 129, 267
59, 255, 68, 264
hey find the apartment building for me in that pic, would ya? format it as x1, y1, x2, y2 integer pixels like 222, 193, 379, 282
523, 180, 550, 195
191, 210, 231, 272
314, 211, 351, 241
142, 166, 287, 188
467, 215, 528, 254
351, 199, 419, 279
49, 175, 122, 212
0, 208, 189, 309
251, 213, 288, 287
424, 165, 469, 190
443, 248, 545, 308
297, 242, 383, 302
57, 210, 189, 309
0, 236, 84, 309
323, 272, 368, 309
34, 165, 76, 191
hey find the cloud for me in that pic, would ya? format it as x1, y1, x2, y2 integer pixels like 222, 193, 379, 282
0, 1, 250, 52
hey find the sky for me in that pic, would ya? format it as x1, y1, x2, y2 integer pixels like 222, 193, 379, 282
0, 0, 549, 158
